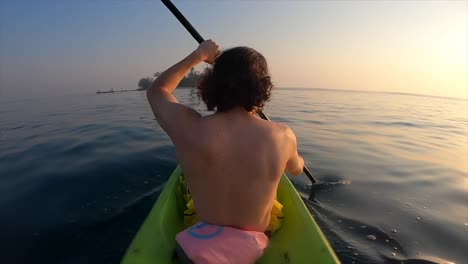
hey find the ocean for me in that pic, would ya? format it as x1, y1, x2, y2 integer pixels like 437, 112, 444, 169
0, 88, 466, 263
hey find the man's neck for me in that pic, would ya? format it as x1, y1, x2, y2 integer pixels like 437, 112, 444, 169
216, 106, 256, 117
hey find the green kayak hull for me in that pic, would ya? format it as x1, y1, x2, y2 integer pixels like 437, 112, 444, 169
122, 166, 340, 264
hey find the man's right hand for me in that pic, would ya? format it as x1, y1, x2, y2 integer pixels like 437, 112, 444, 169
195, 39, 220, 64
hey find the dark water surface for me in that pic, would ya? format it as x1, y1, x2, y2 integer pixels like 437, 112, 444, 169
0, 89, 466, 264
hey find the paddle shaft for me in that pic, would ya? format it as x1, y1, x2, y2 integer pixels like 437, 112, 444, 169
161, 0, 317, 184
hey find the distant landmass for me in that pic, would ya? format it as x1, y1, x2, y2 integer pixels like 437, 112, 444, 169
137, 68, 203, 91
96, 89, 115, 94
96, 68, 204, 94
96, 89, 140, 94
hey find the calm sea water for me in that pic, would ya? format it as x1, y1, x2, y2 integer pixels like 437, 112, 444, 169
0, 88, 466, 264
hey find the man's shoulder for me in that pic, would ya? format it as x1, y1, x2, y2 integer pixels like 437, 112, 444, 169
265, 119, 290, 131
264, 120, 295, 140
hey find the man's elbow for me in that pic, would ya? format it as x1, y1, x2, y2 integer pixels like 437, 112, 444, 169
291, 157, 305, 176
146, 85, 165, 100
146, 82, 158, 97
146, 85, 161, 110
146, 87, 152, 99
291, 166, 303, 176
286, 165, 303, 176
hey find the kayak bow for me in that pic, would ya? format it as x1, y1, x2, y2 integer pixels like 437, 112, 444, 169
121, 166, 340, 264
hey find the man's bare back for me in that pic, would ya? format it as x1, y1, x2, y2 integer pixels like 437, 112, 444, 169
175, 108, 302, 231
147, 40, 304, 233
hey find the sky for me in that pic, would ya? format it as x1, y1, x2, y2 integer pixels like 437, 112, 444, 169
0, 0, 467, 100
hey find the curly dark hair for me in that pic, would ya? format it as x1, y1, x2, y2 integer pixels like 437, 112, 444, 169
197, 47, 273, 112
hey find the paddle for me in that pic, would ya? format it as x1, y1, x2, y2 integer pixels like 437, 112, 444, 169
161, 0, 317, 184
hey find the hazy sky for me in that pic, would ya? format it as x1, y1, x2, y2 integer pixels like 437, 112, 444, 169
1, 0, 467, 100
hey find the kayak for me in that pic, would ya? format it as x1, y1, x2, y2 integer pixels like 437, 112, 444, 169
121, 165, 340, 264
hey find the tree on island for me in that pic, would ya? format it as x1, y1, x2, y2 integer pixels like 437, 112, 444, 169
179, 68, 201, 87
137, 77, 154, 91
137, 68, 204, 90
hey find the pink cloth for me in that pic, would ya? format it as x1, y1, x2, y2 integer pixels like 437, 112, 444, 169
175, 222, 269, 264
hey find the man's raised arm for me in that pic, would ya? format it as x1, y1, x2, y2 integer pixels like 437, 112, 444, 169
146, 40, 219, 143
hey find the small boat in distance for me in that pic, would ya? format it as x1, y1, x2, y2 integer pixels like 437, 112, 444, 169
96, 89, 115, 94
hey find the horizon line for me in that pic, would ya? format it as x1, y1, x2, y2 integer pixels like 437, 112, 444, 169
276, 87, 468, 101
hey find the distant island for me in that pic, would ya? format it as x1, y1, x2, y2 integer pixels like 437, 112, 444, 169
137, 68, 203, 91
96, 68, 204, 94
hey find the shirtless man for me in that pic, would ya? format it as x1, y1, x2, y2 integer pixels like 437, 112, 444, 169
147, 40, 304, 263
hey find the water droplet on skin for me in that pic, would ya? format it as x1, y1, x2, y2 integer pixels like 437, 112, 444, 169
394, 247, 398, 250
416, 217, 421, 220
367, 235, 377, 241
392, 229, 397, 233
385, 239, 390, 243
391, 252, 396, 256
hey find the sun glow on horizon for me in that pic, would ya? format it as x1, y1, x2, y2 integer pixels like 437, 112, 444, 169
266, 1, 468, 100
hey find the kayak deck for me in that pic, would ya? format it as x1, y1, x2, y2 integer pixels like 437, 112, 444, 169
121, 166, 340, 264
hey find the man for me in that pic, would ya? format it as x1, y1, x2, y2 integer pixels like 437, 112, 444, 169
147, 40, 304, 264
